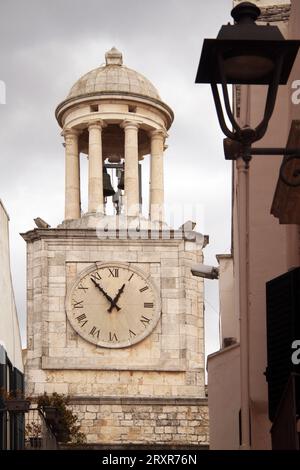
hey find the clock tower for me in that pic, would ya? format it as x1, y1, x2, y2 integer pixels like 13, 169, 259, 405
22, 48, 209, 448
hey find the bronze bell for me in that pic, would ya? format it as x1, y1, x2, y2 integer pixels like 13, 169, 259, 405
117, 170, 124, 190
103, 167, 115, 197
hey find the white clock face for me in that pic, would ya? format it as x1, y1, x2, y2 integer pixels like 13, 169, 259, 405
66, 263, 161, 348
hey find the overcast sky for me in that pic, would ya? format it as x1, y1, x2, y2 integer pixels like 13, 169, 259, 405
0, 0, 233, 360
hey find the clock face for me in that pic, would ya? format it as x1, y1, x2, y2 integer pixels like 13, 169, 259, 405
66, 263, 161, 348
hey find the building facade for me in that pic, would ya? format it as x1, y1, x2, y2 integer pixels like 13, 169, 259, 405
0, 200, 24, 450
22, 48, 209, 447
208, 0, 300, 450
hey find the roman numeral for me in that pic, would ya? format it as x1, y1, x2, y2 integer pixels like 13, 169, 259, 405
73, 300, 83, 309
109, 332, 119, 342
89, 326, 100, 338
128, 273, 134, 282
78, 283, 88, 293
75, 313, 87, 327
139, 286, 149, 293
108, 268, 119, 278
129, 329, 136, 338
140, 315, 150, 327
144, 302, 154, 308
90, 272, 102, 282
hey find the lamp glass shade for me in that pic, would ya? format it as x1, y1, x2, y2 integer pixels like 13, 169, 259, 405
224, 54, 274, 82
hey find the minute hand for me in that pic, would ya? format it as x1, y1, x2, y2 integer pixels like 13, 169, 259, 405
108, 284, 125, 313
91, 278, 121, 311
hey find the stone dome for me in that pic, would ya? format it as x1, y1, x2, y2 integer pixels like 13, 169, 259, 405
67, 47, 161, 101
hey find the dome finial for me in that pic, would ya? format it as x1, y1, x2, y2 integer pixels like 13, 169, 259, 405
105, 47, 123, 66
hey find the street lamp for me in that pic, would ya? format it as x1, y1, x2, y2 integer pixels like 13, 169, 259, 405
195, 1, 300, 450
196, 1, 300, 185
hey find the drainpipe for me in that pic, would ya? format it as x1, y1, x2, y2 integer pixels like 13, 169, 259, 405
237, 156, 250, 450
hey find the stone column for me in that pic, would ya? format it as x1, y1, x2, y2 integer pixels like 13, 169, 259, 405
150, 129, 166, 222
88, 121, 105, 213
63, 128, 81, 220
121, 121, 140, 217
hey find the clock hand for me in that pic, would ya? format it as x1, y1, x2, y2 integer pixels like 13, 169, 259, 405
107, 283, 125, 313
91, 278, 121, 311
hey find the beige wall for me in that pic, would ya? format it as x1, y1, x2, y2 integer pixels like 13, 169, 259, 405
242, 1, 300, 449
216, 255, 237, 346
208, 345, 240, 449
0, 199, 23, 372
208, 0, 300, 450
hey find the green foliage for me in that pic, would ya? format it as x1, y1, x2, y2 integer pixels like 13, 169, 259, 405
25, 421, 42, 438
37, 392, 86, 445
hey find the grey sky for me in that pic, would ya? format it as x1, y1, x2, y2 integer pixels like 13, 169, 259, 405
0, 0, 233, 360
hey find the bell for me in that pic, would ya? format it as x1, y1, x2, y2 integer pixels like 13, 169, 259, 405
103, 167, 115, 197
117, 170, 124, 190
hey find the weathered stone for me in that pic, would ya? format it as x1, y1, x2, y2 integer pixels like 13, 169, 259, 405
24, 58, 207, 444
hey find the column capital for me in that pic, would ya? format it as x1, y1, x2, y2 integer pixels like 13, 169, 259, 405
62, 127, 80, 139
149, 128, 168, 140
120, 120, 140, 130
88, 120, 106, 131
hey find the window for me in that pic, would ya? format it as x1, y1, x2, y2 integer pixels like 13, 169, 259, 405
128, 105, 137, 113
90, 104, 98, 112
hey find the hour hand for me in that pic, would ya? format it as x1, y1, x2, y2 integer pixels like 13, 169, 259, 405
91, 278, 121, 311
108, 284, 125, 313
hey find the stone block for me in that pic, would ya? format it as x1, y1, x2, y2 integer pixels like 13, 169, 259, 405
34, 382, 45, 394
161, 267, 180, 278
161, 335, 180, 350
161, 278, 177, 289
164, 426, 174, 434
152, 385, 172, 396
163, 373, 185, 385
86, 405, 100, 413
49, 322, 66, 333
160, 251, 179, 259
53, 383, 68, 394
155, 427, 164, 434
48, 297, 60, 311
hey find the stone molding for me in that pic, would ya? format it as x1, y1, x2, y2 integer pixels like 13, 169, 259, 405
20, 227, 209, 246
41, 356, 188, 371
258, 4, 291, 23
69, 395, 208, 406
55, 92, 174, 129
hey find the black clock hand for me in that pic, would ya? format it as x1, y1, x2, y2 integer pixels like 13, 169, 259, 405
91, 278, 121, 311
108, 283, 125, 313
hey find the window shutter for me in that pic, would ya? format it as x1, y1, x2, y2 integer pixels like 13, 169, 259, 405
266, 267, 300, 421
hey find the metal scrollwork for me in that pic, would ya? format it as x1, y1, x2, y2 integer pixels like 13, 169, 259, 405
279, 155, 300, 187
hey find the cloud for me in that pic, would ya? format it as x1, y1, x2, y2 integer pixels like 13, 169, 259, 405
0, 0, 233, 361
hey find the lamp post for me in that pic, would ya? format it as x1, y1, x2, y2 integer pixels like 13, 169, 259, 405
195, 1, 300, 449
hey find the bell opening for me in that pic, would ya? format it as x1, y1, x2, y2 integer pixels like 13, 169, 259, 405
103, 166, 115, 198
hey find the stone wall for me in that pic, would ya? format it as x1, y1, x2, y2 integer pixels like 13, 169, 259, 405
23, 229, 205, 393
233, 1, 291, 23
22, 227, 207, 446
258, 4, 291, 23
69, 397, 209, 447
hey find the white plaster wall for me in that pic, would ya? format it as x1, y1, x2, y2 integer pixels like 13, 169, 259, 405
207, 345, 240, 450
0, 199, 23, 372
217, 255, 238, 345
